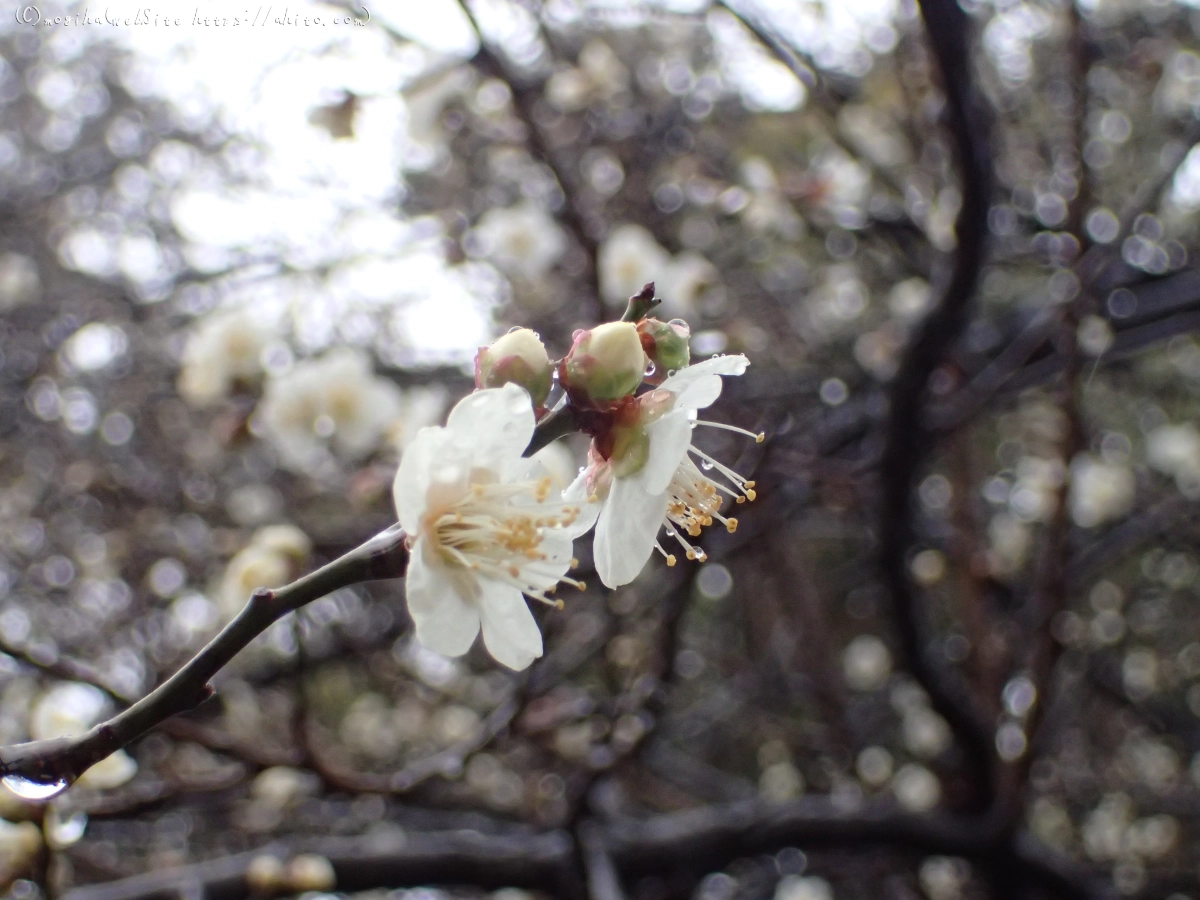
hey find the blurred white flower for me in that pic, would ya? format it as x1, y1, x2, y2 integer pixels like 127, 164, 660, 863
567, 355, 755, 588
774, 875, 833, 900
892, 763, 940, 812
0, 253, 40, 311
178, 308, 273, 406
29, 683, 137, 791
0, 819, 42, 884
393, 384, 596, 670
759, 760, 805, 801
1082, 793, 1133, 861
545, 40, 629, 112
471, 203, 565, 280
257, 348, 405, 472
1146, 422, 1200, 496
599, 224, 670, 309
403, 66, 475, 158
659, 252, 719, 320
987, 512, 1031, 576
1009, 456, 1064, 523
843, 634, 891, 691
1068, 455, 1134, 528
218, 524, 312, 620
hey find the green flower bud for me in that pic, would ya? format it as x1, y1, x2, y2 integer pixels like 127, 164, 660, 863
475, 328, 553, 407
561, 321, 646, 405
637, 317, 690, 381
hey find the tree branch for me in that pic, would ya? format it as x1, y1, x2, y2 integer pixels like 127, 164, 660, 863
0, 525, 410, 791
877, 0, 996, 802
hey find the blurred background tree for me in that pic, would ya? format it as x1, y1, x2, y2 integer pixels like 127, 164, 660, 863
0, 0, 1199, 898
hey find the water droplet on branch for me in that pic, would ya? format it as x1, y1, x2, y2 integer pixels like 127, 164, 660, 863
2, 774, 70, 800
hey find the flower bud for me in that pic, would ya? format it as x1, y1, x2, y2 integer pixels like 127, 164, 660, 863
637, 317, 690, 381
561, 321, 646, 405
475, 328, 553, 408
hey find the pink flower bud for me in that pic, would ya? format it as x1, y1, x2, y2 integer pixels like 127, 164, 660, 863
475, 328, 553, 408
560, 321, 646, 406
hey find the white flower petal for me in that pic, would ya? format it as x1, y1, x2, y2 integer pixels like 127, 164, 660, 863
446, 383, 536, 468
658, 355, 749, 410
595, 473, 670, 587
561, 468, 602, 537
393, 426, 459, 533
404, 547, 480, 657
479, 581, 543, 670
643, 409, 693, 495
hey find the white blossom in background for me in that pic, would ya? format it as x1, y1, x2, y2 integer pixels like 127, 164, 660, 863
738, 157, 803, 238
987, 512, 1032, 576
810, 150, 870, 226
178, 308, 274, 406
0, 819, 42, 885
388, 385, 449, 454
659, 252, 720, 320
29, 683, 137, 791
219, 524, 312, 621
774, 875, 834, 900
0, 253, 40, 311
393, 384, 597, 671
1146, 422, 1200, 497
892, 763, 941, 812
599, 224, 670, 309
470, 203, 566, 280
918, 857, 970, 900
402, 66, 476, 163
544, 39, 629, 112
256, 348, 405, 473
843, 634, 891, 691
1008, 456, 1065, 523
567, 355, 756, 588
1068, 455, 1135, 528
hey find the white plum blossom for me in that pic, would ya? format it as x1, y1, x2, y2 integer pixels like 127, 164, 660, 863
0, 253, 40, 312
659, 252, 720, 320
1146, 422, 1200, 497
29, 683, 137, 791
599, 224, 670, 309
568, 355, 759, 588
256, 348, 406, 473
1068, 455, 1135, 528
218, 524, 312, 621
393, 383, 597, 671
178, 308, 274, 406
471, 203, 566, 280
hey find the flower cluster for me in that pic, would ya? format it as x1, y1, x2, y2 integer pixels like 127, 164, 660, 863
393, 286, 761, 670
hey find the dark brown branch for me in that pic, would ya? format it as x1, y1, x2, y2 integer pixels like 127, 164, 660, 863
0, 524, 410, 790
877, 0, 996, 802
578, 820, 628, 900
59, 828, 579, 900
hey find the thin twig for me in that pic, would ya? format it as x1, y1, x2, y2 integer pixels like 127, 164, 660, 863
0, 525, 410, 789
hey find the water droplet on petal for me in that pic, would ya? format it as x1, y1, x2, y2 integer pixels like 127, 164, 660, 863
3, 774, 70, 800
701, 460, 715, 470
667, 370, 677, 378
645, 362, 656, 377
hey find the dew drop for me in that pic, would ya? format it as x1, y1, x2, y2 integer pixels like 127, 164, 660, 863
644, 362, 656, 377
701, 460, 715, 470
3, 774, 70, 800
507, 325, 523, 334
666, 370, 677, 378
